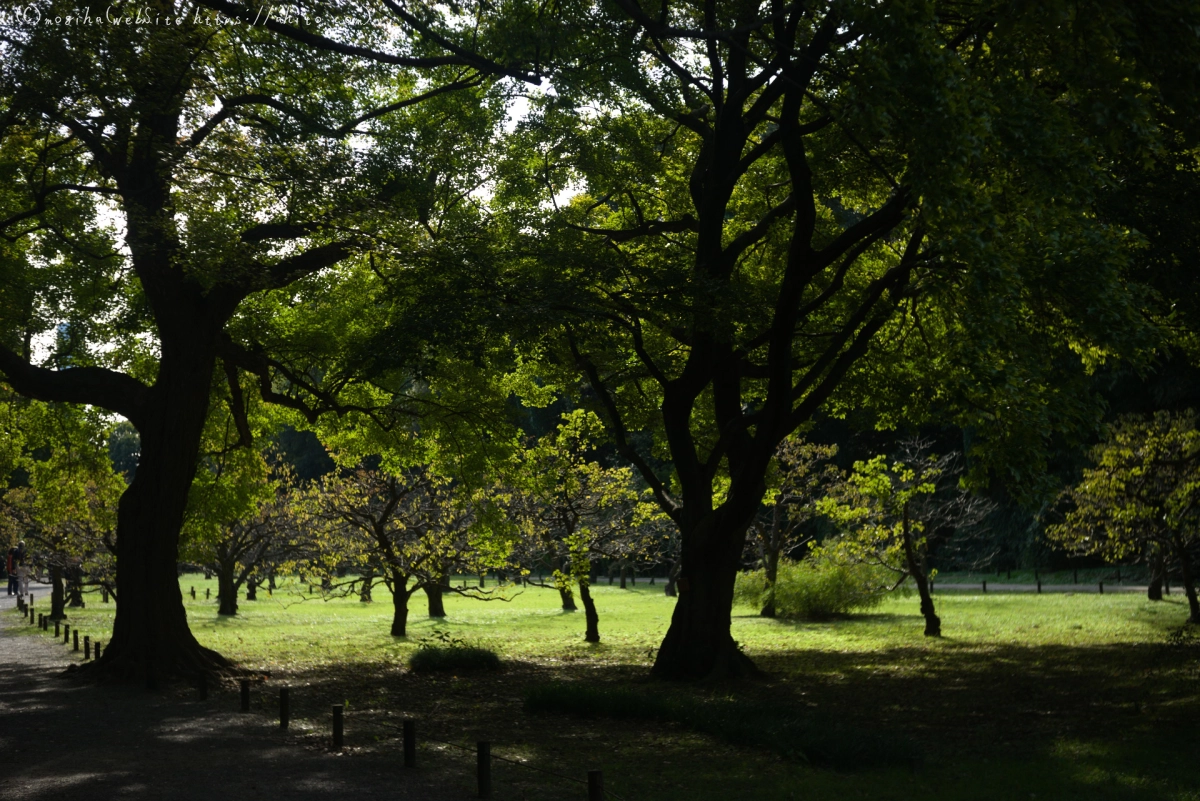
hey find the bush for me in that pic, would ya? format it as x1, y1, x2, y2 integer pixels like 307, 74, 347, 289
525, 681, 919, 771
408, 631, 501, 672
735, 558, 889, 619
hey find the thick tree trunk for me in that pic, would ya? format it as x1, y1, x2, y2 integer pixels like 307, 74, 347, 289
1148, 547, 1165, 601
217, 561, 238, 616
651, 512, 757, 680
390, 573, 410, 636
558, 586, 577, 611
579, 580, 600, 643
100, 330, 234, 682
901, 503, 940, 637
50, 564, 66, 620
424, 582, 446, 617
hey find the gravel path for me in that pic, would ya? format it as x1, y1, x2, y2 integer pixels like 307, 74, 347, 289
0, 587, 467, 801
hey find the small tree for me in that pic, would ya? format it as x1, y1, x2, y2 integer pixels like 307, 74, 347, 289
1050, 411, 1200, 623
307, 464, 500, 636
751, 439, 841, 618
818, 439, 992, 637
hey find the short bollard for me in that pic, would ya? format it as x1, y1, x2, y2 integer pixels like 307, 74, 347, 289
38, 613, 43, 628
1037, 580, 1042, 594
63, 624, 69, 644
332, 705, 344, 750
403, 719, 415, 767
1099, 582, 1104, 595
982, 580, 987, 594
73, 630, 79, 651
477, 741, 491, 799
84, 636, 90, 659
190, 587, 196, 599
240, 679, 251, 712
205, 588, 210, 600
95, 641, 102, 659
588, 769, 604, 801
279, 687, 289, 730
54, 621, 60, 637
42, 616, 48, 631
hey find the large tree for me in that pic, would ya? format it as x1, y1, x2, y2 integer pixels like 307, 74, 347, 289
0, 2, 500, 680
464, 0, 1192, 679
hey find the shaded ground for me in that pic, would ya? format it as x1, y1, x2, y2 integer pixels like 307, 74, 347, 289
2, 585, 1199, 800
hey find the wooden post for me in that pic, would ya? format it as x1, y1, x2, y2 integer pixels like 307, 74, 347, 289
191, 587, 196, 600
54, 620, 60, 637
102, 588, 109, 603
477, 741, 491, 798
588, 769, 604, 801
37, 613, 43, 628
205, 588, 210, 600
63, 624, 69, 644
1099, 582, 1104, 595
279, 687, 290, 729
1036, 579, 1042, 594
94, 642, 102, 659
403, 719, 415, 767
73, 630, 79, 651
84, 636, 90, 659
240, 679, 251, 712
332, 705, 344, 750
982, 580, 987, 594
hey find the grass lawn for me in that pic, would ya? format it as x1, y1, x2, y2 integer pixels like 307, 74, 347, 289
18, 576, 1200, 800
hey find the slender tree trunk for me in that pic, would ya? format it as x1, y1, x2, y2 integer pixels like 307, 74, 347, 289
760, 543, 781, 618
651, 511, 757, 680
619, 561, 628, 589
50, 564, 66, 620
217, 560, 238, 616
359, 571, 374, 603
1148, 547, 1164, 601
245, 577, 257, 601
664, 560, 679, 597
901, 503, 940, 637
1172, 534, 1200, 623
579, 580, 600, 643
424, 581, 446, 617
551, 554, 576, 610
391, 572, 411, 636
67, 567, 85, 608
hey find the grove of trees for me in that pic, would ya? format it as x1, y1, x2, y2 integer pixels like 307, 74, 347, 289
1, 0, 1198, 683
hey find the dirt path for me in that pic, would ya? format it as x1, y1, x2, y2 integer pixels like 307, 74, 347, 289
0, 587, 468, 801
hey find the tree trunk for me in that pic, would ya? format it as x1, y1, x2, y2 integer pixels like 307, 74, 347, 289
651, 512, 757, 680
664, 560, 679, 597
217, 560, 238, 616
50, 564, 66, 620
558, 586, 577, 611
245, 577, 257, 601
1148, 547, 1164, 601
390, 572, 410, 636
760, 543, 781, 618
101, 335, 235, 682
359, 571, 374, 603
901, 502, 940, 637
424, 581, 446, 617
67, 567, 85, 608
579, 580, 600, 643
1172, 534, 1200, 623
619, 561, 627, 589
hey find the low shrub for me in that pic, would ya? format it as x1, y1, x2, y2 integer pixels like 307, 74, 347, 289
735, 558, 890, 619
525, 681, 919, 771
408, 631, 501, 672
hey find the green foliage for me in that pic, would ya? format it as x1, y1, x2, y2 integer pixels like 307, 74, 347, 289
409, 630, 501, 673
735, 559, 890, 620
525, 681, 918, 771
